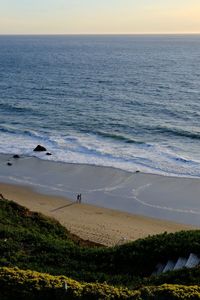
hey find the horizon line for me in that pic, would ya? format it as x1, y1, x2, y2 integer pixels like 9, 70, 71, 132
0, 32, 200, 36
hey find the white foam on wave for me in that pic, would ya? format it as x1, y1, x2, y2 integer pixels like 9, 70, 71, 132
1, 129, 200, 178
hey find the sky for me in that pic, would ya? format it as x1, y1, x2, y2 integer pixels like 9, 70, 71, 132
0, 0, 200, 34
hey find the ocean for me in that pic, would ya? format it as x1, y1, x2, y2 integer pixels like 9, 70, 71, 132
0, 34, 200, 178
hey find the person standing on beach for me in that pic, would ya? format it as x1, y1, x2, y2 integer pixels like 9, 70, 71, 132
79, 193, 82, 204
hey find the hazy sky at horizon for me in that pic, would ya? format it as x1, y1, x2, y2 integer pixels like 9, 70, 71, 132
0, 0, 200, 34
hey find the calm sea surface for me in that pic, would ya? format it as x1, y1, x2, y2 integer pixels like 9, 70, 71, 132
0, 35, 200, 177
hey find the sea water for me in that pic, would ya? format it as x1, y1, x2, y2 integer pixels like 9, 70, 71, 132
0, 34, 200, 177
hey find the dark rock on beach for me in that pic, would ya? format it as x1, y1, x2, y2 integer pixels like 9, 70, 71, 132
13, 154, 20, 159
33, 145, 47, 152
46, 152, 52, 156
7, 162, 12, 166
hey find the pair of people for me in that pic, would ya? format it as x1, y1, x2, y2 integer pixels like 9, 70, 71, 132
76, 193, 82, 204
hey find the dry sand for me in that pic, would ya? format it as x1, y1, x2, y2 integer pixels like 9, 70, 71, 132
0, 182, 194, 247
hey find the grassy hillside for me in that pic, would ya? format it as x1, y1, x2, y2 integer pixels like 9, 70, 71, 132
0, 197, 200, 299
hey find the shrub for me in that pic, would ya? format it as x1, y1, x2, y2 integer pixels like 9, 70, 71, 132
1, 267, 200, 300
0, 267, 139, 300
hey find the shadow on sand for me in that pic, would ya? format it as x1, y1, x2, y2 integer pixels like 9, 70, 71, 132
50, 201, 77, 212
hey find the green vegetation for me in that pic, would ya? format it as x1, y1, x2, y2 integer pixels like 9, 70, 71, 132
0, 197, 200, 299
1, 267, 200, 300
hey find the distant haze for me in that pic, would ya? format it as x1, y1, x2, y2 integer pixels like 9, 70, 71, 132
0, 0, 200, 34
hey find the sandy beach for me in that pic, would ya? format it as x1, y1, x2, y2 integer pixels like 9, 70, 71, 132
1, 154, 200, 225
0, 181, 194, 247
0, 154, 199, 246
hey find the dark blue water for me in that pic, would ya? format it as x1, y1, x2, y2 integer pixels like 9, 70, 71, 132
0, 35, 200, 177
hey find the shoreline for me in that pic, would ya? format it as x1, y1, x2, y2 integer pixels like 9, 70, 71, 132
1, 152, 200, 180
1, 153, 200, 227
0, 182, 194, 247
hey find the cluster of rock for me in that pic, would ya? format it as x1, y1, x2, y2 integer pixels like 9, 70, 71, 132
6, 145, 52, 166
33, 145, 52, 156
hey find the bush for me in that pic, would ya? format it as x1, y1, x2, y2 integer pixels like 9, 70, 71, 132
0, 267, 139, 300
140, 284, 200, 300
1, 267, 200, 300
